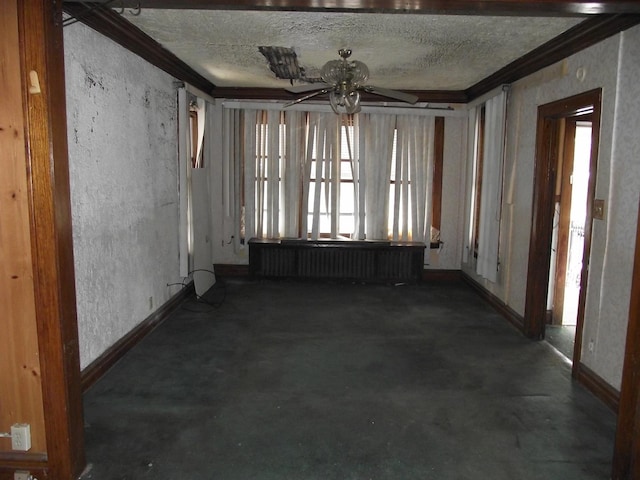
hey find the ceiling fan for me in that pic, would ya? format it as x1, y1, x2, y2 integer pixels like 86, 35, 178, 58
284, 49, 419, 114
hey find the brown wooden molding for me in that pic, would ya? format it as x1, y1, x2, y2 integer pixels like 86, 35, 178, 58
81, 282, 195, 392
466, 14, 640, 100
0, 452, 48, 473
19, 0, 85, 477
422, 269, 462, 282
612, 199, 640, 479
211, 87, 469, 103
66, 1, 640, 15
62, 3, 216, 94
461, 272, 525, 332
574, 363, 620, 412
432, 117, 445, 231
214, 264, 251, 277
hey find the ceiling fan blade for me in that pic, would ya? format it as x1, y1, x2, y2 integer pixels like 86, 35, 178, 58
284, 88, 331, 108
364, 86, 419, 104
285, 83, 332, 94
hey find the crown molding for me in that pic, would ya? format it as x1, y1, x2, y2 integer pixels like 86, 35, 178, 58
62, 4, 640, 105
466, 14, 640, 100
62, 3, 216, 94
210, 87, 469, 104
65, 0, 640, 15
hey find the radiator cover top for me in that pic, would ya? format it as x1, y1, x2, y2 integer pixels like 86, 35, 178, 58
249, 238, 425, 283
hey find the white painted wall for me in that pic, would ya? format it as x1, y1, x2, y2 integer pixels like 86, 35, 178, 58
461, 25, 640, 389
64, 22, 183, 369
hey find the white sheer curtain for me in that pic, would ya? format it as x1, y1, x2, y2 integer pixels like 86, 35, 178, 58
390, 115, 435, 245
360, 113, 395, 241
178, 88, 192, 277
223, 106, 438, 249
476, 88, 508, 282
359, 113, 435, 247
463, 108, 481, 264
303, 112, 341, 240
235, 109, 307, 242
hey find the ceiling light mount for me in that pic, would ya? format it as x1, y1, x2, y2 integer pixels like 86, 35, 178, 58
284, 49, 419, 114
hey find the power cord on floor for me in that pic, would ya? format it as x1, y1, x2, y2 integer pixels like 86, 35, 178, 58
168, 269, 227, 311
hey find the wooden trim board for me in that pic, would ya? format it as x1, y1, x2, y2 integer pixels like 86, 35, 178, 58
461, 272, 525, 331
575, 363, 620, 412
81, 283, 195, 392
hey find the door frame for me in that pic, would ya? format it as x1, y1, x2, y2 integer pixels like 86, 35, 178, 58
0, 0, 85, 478
612, 199, 640, 479
523, 89, 601, 377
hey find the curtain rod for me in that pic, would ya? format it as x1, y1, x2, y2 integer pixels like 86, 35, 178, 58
221, 100, 468, 118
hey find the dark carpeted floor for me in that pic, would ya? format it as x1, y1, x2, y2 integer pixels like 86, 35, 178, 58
80, 279, 616, 480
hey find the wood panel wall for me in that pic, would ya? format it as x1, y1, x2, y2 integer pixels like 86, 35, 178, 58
0, 0, 47, 454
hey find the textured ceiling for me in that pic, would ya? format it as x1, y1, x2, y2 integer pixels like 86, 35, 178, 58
121, 9, 583, 90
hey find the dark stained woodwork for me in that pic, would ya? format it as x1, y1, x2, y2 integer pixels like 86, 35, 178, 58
18, 0, 85, 477
211, 87, 469, 104
461, 272, 525, 332
612, 199, 640, 479
81, 283, 195, 392
62, 3, 216, 94
432, 117, 445, 232
523, 89, 601, 362
0, 0, 47, 456
466, 14, 640, 100
214, 264, 251, 277
66, 0, 640, 15
0, 461, 48, 480
575, 363, 620, 411
422, 269, 462, 282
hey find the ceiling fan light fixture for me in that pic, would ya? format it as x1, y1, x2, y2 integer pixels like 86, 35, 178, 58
284, 49, 417, 114
322, 50, 368, 114
329, 89, 361, 114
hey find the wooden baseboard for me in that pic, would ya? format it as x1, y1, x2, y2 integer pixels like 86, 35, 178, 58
574, 362, 620, 412
214, 264, 250, 277
80, 282, 194, 392
459, 275, 620, 412
422, 269, 462, 282
0, 452, 47, 478
461, 272, 525, 332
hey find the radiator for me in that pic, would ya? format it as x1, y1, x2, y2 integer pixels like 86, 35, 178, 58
249, 238, 425, 283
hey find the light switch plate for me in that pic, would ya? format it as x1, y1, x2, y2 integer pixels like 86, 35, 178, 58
593, 199, 605, 220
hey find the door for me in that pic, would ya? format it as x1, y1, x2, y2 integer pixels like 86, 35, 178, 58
524, 90, 601, 376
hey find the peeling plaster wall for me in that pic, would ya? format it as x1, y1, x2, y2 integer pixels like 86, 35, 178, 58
64, 22, 182, 369
462, 25, 640, 389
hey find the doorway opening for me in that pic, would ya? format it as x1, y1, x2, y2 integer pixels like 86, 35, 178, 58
545, 118, 593, 361
524, 89, 601, 379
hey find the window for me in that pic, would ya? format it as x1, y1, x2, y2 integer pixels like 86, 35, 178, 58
307, 119, 357, 237
232, 109, 445, 245
464, 87, 508, 282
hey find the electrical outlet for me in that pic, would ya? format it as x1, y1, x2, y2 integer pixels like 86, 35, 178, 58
14, 471, 32, 480
11, 424, 31, 451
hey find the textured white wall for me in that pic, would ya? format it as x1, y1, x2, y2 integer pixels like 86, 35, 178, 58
64, 23, 183, 369
462, 25, 640, 389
